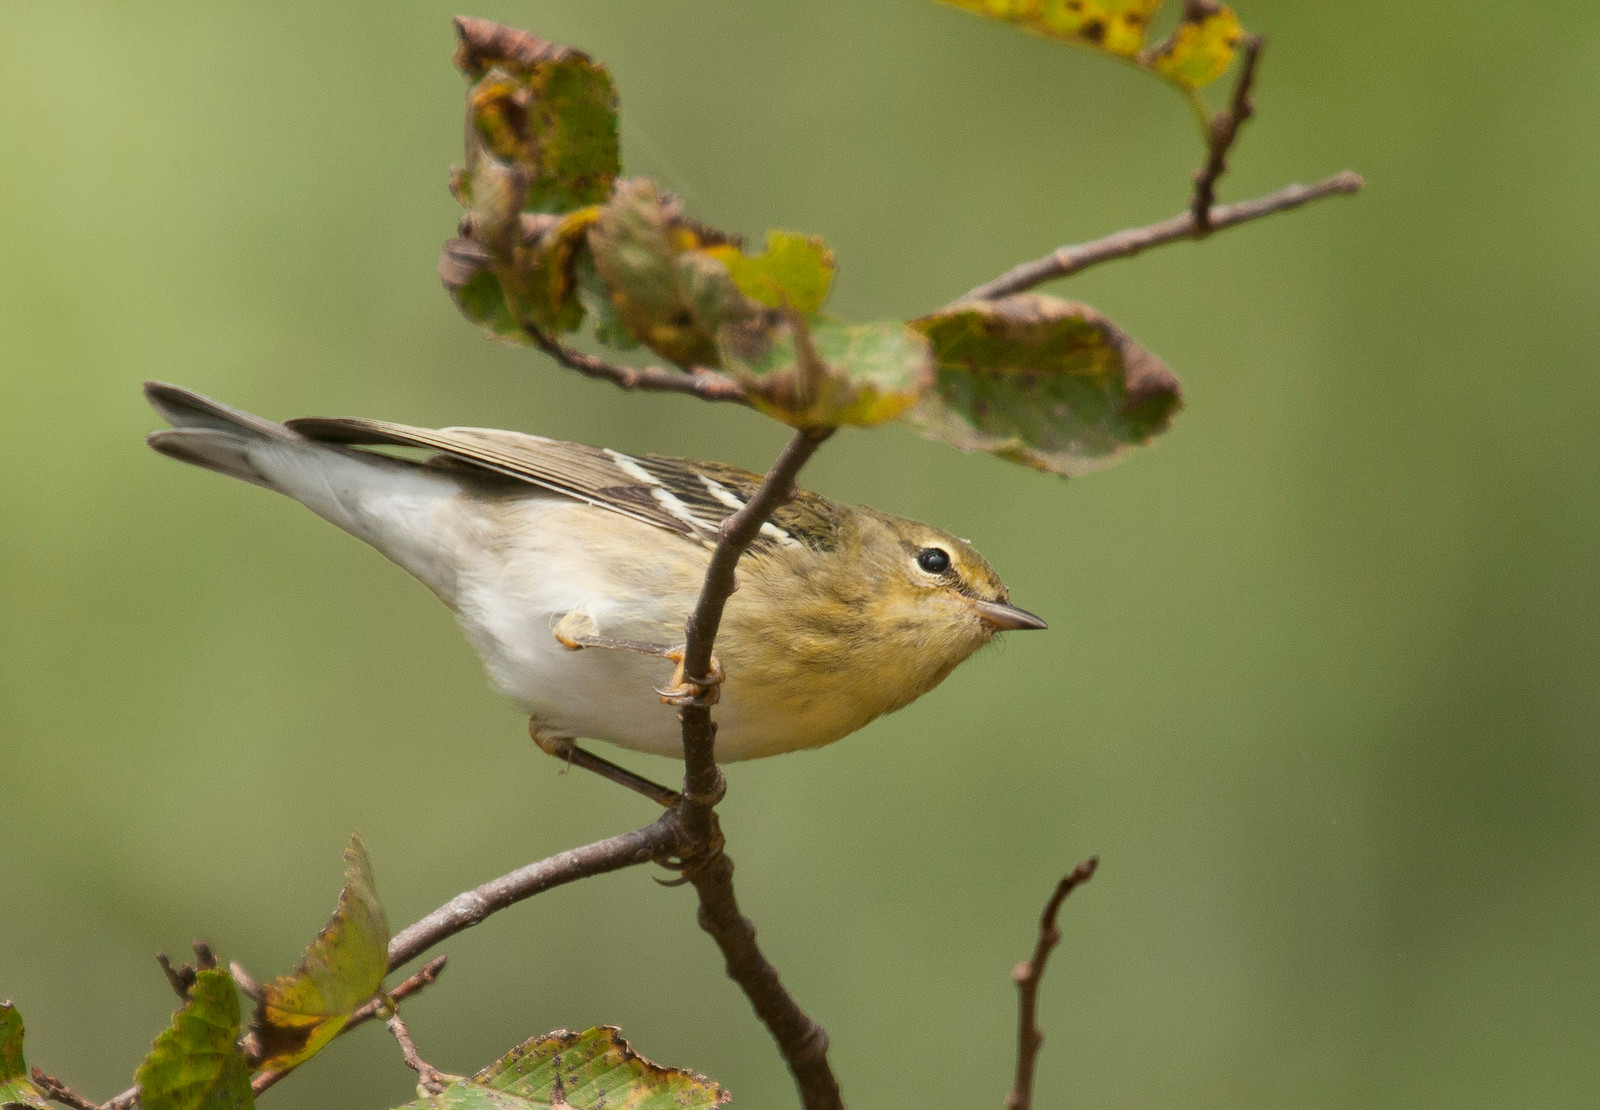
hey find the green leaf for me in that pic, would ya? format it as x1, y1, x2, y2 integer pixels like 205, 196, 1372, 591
724, 316, 934, 428
932, 0, 1245, 88
253, 834, 389, 1071
1150, 4, 1245, 88
704, 230, 835, 315
453, 19, 620, 215
396, 1027, 728, 1110
586, 178, 762, 367
907, 295, 1181, 476
439, 238, 523, 343
0, 1003, 50, 1110
135, 970, 255, 1110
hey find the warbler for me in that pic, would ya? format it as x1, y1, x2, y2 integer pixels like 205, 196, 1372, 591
144, 383, 1045, 765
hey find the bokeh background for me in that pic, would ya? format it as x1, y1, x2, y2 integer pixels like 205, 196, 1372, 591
3, 2, 1597, 1107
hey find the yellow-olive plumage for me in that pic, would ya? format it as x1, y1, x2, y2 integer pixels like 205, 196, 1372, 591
145, 383, 1044, 762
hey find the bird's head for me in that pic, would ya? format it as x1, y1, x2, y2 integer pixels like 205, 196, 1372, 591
841, 507, 1046, 676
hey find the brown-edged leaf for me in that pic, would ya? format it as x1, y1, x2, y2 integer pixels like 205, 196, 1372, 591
135, 970, 255, 1110
453, 18, 620, 216
395, 1027, 728, 1110
0, 1004, 49, 1110
253, 834, 389, 1071
586, 178, 765, 366
908, 294, 1181, 476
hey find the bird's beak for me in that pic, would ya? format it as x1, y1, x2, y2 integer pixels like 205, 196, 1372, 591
972, 599, 1048, 631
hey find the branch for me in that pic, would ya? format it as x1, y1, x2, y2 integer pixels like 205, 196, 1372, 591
519, 320, 750, 405
386, 816, 679, 970
384, 1008, 447, 1096
959, 170, 1363, 303
1006, 859, 1098, 1110
665, 425, 842, 1110
30, 1068, 101, 1110
1191, 33, 1263, 230
688, 854, 842, 1110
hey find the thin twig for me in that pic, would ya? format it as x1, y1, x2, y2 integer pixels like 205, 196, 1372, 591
1006, 859, 1099, 1110
30, 1068, 101, 1110
519, 320, 750, 404
666, 425, 843, 1110
959, 171, 1363, 303
250, 956, 449, 1097
153, 941, 214, 1001
385, 818, 678, 971
384, 1009, 447, 1096
1191, 34, 1263, 230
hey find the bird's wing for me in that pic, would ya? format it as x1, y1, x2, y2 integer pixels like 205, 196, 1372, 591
287, 417, 840, 551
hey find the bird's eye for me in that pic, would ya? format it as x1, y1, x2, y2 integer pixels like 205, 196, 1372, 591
916, 547, 952, 575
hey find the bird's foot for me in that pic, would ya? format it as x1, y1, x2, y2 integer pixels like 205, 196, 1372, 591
656, 647, 725, 708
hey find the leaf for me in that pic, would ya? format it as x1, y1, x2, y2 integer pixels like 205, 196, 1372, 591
0, 1003, 50, 1110
453, 18, 620, 216
134, 970, 255, 1110
703, 230, 836, 315
253, 834, 389, 1071
907, 295, 1181, 476
396, 1027, 728, 1110
1150, 4, 1244, 88
724, 316, 934, 428
932, 0, 1244, 88
586, 178, 764, 367
439, 238, 523, 342
937, 0, 1160, 58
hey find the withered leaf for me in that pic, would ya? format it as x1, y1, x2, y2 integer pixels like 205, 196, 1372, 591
908, 295, 1181, 476
586, 178, 765, 367
252, 834, 389, 1071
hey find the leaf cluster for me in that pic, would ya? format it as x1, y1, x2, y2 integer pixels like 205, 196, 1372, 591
2, 838, 723, 1110
440, 16, 1183, 476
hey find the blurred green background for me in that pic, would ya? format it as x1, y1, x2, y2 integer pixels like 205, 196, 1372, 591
3, 1, 1597, 1107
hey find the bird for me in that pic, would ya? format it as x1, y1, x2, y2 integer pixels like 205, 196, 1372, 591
144, 382, 1046, 778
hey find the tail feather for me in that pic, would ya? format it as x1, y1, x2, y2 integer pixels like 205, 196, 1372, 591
144, 382, 465, 599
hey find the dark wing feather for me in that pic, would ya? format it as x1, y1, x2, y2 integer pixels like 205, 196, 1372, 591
287, 417, 840, 551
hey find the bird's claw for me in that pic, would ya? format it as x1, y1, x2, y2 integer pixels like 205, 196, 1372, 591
656, 647, 725, 708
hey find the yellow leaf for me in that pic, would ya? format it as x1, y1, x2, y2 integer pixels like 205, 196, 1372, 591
1151, 6, 1244, 88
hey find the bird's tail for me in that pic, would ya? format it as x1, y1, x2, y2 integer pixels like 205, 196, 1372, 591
144, 382, 461, 596
145, 381, 306, 490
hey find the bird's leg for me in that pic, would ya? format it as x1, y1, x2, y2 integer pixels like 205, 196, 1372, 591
552, 612, 724, 708
529, 722, 680, 808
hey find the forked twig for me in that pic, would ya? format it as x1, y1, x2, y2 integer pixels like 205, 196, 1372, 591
1191, 34, 1264, 229
1006, 859, 1099, 1110
384, 1008, 448, 1095
30, 1068, 102, 1110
